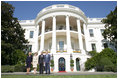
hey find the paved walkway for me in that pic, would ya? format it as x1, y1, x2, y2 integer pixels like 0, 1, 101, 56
1, 72, 117, 75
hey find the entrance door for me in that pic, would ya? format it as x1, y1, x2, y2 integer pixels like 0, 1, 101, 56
59, 57, 65, 71
76, 58, 80, 71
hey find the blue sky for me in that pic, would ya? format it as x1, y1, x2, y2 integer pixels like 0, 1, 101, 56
7, 1, 117, 20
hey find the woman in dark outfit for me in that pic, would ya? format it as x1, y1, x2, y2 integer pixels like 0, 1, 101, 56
38, 52, 44, 74
26, 52, 32, 74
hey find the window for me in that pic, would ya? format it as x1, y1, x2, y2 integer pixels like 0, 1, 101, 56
100, 29, 104, 35
89, 29, 94, 37
87, 58, 90, 60
30, 31, 34, 38
71, 42, 74, 50
28, 45, 32, 52
59, 26, 63, 30
49, 43, 52, 50
70, 26, 72, 30
59, 41, 64, 51
103, 43, 108, 48
91, 43, 96, 51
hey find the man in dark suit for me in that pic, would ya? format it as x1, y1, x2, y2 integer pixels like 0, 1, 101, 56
38, 51, 44, 74
44, 51, 50, 74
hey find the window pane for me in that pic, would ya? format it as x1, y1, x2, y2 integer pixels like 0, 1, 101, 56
100, 29, 104, 35
71, 42, 74, 50
30, 31, 34, 38
28, 45, 32, 52
91, 43, 96, 51
49, 43, 52, 50
103, 43, 108, 48
89, 29, 94, 37
59, 41, 64, 51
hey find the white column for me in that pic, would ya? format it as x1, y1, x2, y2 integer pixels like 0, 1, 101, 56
66, 15, 73, 53
77, 19, 84, 54
39, 20, 45, 54
83, 23, 89, 52
36, 25, 39, 52
51, 16, 56, 54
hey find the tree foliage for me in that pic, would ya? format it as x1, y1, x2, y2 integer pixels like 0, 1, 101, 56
102, 7, 117, 48
85, 48, 117, 72
1, 1, 28, 65
88, 51, 98, 57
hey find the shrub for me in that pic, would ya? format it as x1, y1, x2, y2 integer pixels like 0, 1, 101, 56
1, 65, 14, 73
14, 64, 26, 72
70, 59, 74, 68
13, 49, 26, 65
85, 48, 117, 72
50, 60, 54, 68
85, 58, 96, 70
104, 65, 114, 71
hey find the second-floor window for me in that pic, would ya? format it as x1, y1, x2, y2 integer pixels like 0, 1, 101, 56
89, 29, 94, 37
100, 29, 104, 36
59, 41, 64, 51
49, 43, 52, 50
30, 31, 34, 38
71, 42, 74, 50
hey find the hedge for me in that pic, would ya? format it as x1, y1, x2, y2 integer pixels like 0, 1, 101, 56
1, 65, 14, 73
14, 64, 26, 72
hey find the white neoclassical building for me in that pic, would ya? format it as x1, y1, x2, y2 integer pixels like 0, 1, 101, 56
19, 4, 116, 72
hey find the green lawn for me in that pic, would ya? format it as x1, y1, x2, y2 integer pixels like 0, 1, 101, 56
1, 74, 117, 78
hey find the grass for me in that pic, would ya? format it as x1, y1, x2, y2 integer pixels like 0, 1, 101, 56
1, 74, 117, 78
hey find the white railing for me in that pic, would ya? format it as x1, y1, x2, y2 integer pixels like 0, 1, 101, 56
38, 4, 85, 15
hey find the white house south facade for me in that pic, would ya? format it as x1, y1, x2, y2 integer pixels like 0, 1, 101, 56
19, 4, 116, 72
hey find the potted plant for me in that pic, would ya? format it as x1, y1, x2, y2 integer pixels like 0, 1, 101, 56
70, 59, 74, 71
50, 59, 54, 72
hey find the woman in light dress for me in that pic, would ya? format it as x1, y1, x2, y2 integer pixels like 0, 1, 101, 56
32, 52, 38, 74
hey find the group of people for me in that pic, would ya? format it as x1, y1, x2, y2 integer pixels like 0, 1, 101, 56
26, 50, 50, 74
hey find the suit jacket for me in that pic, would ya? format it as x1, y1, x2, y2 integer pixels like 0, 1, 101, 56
38, 55, 44, 64
44, 54, 50, 63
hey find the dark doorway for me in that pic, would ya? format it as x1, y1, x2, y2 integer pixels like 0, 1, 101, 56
59, 57, 65, 71
76, 58, 80, 71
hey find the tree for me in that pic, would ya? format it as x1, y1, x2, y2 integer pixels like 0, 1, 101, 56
88, 51, 98, 57
1, 1, 28, 65
85, 48, 117, 72
102, 7, 117, 48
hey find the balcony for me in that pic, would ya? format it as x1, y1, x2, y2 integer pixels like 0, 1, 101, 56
42, 49, 81, 53
56, 49, 67, 53
73, 49, 81, 53
38, 25, 79, 36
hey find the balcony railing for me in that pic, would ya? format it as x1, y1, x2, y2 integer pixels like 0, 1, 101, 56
56, 49, 67, 53
38, 26, 82, 36
40, 48, 82, 53
45, 28, 52, 32
73, 49, 81, 53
